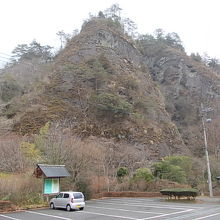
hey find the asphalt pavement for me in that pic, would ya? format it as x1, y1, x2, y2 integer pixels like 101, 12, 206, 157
1, 197, 220, 220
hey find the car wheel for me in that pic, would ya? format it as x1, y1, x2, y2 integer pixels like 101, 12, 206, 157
50, 203, 55, 209
66, 204, 72, 211
79, 207, 84, 211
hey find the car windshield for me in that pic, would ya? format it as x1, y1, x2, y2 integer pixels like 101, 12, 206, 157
73, 193, 83, 199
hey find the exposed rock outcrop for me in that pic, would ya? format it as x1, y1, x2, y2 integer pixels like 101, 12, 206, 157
11, 18, 188, 159
3, 17, 220, 160
140, 41, 220, 154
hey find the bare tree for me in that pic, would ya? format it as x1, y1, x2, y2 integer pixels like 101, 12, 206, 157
56, 30, 72, 50
0, 137, 25, 172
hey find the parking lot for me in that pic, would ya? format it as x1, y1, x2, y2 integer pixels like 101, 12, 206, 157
1, 198, 220, 220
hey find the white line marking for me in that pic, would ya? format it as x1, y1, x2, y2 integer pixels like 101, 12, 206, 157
86, 205, 165, 214
26, 211, 72, 220
192, 213, 220, 220
136, 209, 193, 220
107, 198, 155, 202
81, 210, 138, 219
90, 200, 192, 210
105, 200, 201, 209
0, 215, 21, 220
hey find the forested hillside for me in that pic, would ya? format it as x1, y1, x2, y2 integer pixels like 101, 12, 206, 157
1, 4, 220, 206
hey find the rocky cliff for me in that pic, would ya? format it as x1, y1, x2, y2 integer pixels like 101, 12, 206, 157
7, 18, 189, 160
139, 39, 220, 154
1, 17, 220, 160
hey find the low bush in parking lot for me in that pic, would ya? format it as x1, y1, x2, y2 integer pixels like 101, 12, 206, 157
160, 188, 199, 200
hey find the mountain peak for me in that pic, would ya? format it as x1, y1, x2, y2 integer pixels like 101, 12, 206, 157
1, 17, 220, 160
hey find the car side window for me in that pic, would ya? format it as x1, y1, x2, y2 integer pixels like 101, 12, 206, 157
63, 193, 69, 198
56, 193, 63, 198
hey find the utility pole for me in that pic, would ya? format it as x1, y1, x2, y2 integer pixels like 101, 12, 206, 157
201, 103, 213, 197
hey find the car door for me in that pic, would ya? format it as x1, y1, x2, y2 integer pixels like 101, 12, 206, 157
54, 193, 63, 207
61, 193, 70, 208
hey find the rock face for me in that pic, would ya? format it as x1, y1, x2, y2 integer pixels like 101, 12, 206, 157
61, 18, 192, 157
4, 17, 220, 160
11, 17, 189, 160
57, 19, 143, 72
140, 41, 220, 154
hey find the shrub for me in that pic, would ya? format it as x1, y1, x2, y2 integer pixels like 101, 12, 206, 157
165, 165, 186, 183
117, 167, 129, 182
20, 142, 42, 166
2, 103, 18, 119
98, 54, 114, 74
0, 80, 23, 102
160, 188, 199, 199
86, 58, 108, 91
164, 156, 192, 174
134, 96, 158, 115
152, 156, 192, 184
122, 76, 139, 90
92, 93, 132, 118
133, 168, 154, 182
129, 168, 154, 191
153, 161, 186, 184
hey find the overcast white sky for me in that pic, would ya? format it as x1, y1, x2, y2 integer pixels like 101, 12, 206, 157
0, 0, 219, 66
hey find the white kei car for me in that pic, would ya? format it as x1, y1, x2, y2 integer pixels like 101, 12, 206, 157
50, 191, 85, 211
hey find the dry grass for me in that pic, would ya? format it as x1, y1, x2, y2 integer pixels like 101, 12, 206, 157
0, 173, 45, 206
